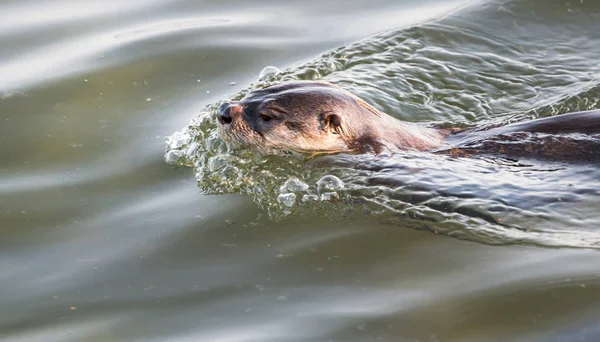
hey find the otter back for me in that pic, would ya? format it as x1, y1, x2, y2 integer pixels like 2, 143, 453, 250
444, 110, 600, 162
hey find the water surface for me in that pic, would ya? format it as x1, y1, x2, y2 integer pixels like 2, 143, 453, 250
2, 0, 600, 341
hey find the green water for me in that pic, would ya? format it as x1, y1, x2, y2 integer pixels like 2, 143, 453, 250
2, 0, 600, 341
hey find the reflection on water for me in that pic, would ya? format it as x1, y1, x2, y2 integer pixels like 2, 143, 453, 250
2, 0, 600, 341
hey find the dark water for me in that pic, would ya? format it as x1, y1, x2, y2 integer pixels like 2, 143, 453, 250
2, 0, 600, 341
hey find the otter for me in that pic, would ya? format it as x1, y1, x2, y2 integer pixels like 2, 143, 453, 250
216, 81, 600, 161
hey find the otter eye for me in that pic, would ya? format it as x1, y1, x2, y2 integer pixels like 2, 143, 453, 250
259, 113, 275, 122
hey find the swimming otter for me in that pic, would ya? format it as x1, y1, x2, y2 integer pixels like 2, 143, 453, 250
216, 81, 600, 160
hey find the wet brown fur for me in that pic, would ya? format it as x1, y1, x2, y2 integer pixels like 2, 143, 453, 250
217, 81, 444, 155
216, 81, 600, 161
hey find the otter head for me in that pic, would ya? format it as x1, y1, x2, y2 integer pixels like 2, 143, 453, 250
216, 81, 385, 155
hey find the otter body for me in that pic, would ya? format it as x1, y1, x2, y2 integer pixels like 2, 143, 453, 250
216, 81, 600, 161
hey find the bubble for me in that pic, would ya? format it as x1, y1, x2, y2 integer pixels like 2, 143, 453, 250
319, 192, 340, 202
301, 194, 319, 203
165, 130, 192, 150
185, 141, 200, 156
277, 193, 296, 207
279, 178, 309, 193
144, 212, 164, 222
62, 170, 85, 183
259, 66, 280, 79
165, 150, 184, 165
316, 175, 344, 195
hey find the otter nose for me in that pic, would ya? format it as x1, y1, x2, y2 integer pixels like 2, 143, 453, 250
217, 103, 232, 125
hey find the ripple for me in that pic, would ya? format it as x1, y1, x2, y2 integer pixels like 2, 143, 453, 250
0, 0, 175, 32
0, 13, 263, 92
113, 17, 244, 40
166, 0, 600, 248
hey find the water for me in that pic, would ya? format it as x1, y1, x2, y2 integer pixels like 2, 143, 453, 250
2, 0, 600, 341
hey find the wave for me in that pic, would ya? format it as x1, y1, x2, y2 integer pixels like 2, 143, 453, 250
166, 0, 600, 248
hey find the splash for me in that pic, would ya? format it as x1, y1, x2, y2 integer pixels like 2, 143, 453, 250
166, 0, 600, 248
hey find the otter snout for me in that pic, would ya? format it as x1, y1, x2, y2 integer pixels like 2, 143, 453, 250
217, 103, 233, 125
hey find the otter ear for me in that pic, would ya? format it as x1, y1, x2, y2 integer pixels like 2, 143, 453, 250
319, 113, 343, 135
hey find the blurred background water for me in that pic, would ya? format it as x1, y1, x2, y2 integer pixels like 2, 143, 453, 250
2, 0, 600, 341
